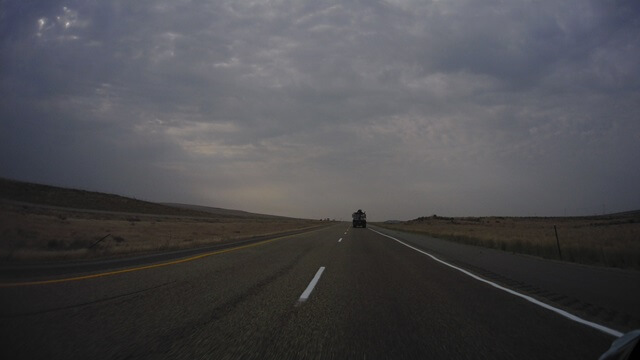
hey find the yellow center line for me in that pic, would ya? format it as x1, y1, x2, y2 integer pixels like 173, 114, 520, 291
0, 235, 288, 288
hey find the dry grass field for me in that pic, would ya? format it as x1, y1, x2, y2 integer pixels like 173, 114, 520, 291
0, 179, 324, 262
378, 214, 640, 269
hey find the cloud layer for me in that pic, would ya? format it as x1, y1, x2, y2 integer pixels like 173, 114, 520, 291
2, 0, 639, 220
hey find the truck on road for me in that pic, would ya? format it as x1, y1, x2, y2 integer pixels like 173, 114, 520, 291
352, 209, 367, 228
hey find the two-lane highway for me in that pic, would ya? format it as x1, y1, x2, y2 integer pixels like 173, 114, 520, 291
0, 224, 625, 359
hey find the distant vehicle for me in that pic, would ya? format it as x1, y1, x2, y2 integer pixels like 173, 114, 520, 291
352, 209, 367, 228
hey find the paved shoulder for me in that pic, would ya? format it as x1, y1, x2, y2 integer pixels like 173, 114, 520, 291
371, 226, 640, 332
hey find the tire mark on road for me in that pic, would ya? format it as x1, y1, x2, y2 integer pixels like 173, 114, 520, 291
135, 248, 313, 357
1, 281, 175, 319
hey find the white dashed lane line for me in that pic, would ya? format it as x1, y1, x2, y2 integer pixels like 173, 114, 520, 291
298, 267, 326, 304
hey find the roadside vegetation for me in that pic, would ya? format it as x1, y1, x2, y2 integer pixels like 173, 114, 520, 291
378, 214, 640, 270
0, 179, 324, 261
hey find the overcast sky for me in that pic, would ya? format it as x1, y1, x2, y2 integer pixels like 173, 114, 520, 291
1, 1, 639, 220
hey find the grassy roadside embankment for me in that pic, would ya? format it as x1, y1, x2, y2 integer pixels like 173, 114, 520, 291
377, 214, 640, 270
0, 178, 326, 261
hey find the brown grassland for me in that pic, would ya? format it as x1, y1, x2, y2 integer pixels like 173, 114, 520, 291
2, 179, 638, 268
378, 213, 640, 270
0, 179, 325, 262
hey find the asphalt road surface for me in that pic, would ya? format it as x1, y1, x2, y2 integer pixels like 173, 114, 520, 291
1, 224, 637, 359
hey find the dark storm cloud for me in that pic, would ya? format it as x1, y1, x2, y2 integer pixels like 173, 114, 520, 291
1, 0, 639, 219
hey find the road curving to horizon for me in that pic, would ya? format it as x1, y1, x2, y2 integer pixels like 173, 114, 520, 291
1, 223, 637, 359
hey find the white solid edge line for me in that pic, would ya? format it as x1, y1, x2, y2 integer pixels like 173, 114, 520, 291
369, 228, 624, 338
299, 266, 326, 302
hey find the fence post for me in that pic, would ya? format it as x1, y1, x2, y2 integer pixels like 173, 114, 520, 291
554, 225, 563, 260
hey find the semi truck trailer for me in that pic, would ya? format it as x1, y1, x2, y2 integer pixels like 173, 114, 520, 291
352, 209, 367, 228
